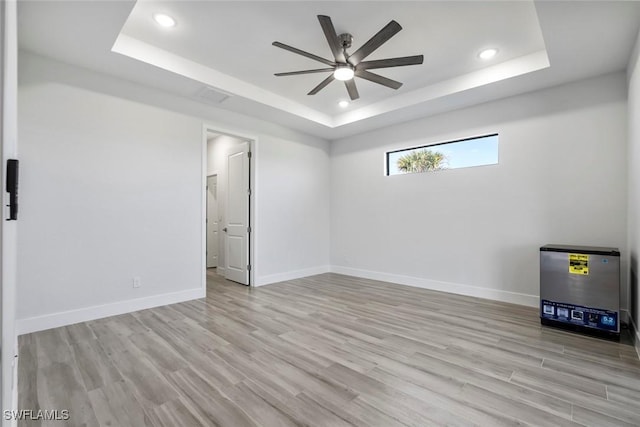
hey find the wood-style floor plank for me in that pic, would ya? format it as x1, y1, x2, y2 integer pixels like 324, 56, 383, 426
18, 271, 640, 426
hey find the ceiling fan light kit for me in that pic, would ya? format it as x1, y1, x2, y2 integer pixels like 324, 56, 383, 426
334, 64, 355, 81
273, 15, 424, 101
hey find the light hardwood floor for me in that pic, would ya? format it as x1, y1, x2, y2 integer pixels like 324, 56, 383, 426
18, 271, 640, 426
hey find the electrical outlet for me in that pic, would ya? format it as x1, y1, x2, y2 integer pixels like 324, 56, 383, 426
133, 276, 141, 288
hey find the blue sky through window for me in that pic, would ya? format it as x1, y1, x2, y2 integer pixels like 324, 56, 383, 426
387, 134, 498, 175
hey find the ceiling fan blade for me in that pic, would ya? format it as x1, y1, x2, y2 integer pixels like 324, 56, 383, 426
275, 68, 334, 77
272, 41, 335, 67
344, 79, 359, 100
357, 55, 424, 70
356, 70, 403, 90
348, 20, 402, 65
308, 74, 336, 95
318, 15, 346, 63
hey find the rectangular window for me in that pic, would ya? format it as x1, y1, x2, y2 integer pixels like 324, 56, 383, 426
386, 133, 498, 176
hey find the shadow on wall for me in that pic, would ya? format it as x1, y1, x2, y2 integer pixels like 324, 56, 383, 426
631, 252, 638, 330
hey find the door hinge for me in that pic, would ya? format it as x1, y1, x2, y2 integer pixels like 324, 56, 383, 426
248, 151, 252, 158
247, 188, 251, 196
247, 264, 251, 271
247, 226, 251, 233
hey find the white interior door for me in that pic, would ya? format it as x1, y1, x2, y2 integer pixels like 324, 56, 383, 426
206, 175, 219, 268
224, 141, 250, 285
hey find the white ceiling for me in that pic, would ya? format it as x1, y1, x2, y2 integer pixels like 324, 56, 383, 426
17, 1, 640, 140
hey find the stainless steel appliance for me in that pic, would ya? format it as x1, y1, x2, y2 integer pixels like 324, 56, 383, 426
540, 244, 620, 338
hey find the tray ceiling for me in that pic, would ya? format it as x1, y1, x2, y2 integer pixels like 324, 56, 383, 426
17, 1, 640, 139
114, 1, 548, 127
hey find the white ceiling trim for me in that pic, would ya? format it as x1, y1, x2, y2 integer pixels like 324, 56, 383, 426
333, 50, 550, 127
112, 33, 334, 127
114, 32, 549, 129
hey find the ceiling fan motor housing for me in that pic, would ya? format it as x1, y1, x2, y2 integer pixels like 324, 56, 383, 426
339, 33, 353, 50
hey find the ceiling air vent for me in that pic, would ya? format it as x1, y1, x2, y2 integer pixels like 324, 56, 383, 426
195, 86, 233, 105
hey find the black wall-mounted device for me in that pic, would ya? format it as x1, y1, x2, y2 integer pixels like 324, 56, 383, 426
6, 159, 18, 221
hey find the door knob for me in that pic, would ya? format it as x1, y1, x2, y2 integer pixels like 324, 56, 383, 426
223, 227, 228, 232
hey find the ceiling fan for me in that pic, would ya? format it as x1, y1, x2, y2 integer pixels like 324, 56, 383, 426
272, 15, 424, 101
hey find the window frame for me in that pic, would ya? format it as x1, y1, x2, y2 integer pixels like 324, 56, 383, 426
385, 133, 499, 176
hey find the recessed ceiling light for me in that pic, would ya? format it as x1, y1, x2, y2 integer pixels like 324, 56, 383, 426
478, 48, 498, 60
338, 100, 349, 108
334, 65, 355, 81
153, 13, 176, 28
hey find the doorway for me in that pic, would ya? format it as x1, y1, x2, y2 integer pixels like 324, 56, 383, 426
204, 129, 253, 286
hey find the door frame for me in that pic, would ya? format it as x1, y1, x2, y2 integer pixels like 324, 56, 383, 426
201, 124, 256, 288
206, 174, 219, 269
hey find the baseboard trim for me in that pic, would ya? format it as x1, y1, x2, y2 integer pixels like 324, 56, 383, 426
256, 265, 331, 287
16, 287, 205, 335
330, 266, 539, 307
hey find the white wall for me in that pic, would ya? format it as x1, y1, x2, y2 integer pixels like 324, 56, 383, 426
628, 29, 640, 350
252, 131, 331, 285
18, 66, 204, 332
1, 0, 19, 422
331, 72, 628, 308
17, 53, 331, 332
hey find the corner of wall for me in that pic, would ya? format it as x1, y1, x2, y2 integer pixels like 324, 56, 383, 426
627, 26, 640, 346
628, 309, 640, 359
627, 28, 640, 83
630, 256, 639, 359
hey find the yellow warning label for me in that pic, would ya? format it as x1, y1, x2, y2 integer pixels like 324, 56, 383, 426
569, 254, 589, 275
